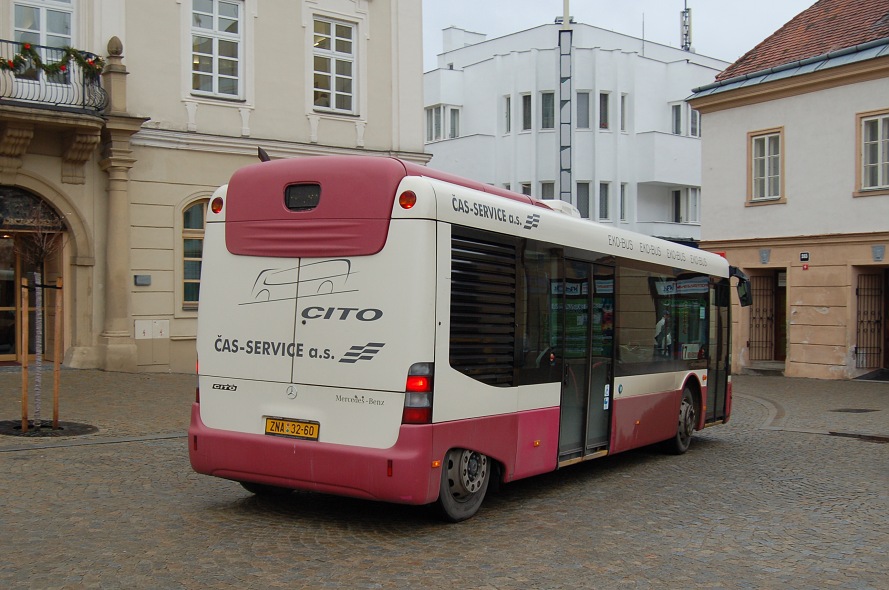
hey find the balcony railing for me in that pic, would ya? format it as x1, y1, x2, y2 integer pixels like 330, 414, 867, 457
0, 39, 107, 113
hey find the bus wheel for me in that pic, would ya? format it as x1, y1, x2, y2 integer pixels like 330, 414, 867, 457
437, 448, 490, 522
669, 387, 697, 455
239, 481, 292, 496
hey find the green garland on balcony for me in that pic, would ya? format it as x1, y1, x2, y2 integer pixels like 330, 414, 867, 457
0, 43, 105, 80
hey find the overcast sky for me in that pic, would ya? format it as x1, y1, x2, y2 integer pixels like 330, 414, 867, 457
423, 0, 817, 71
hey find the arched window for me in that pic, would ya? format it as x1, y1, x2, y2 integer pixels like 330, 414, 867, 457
182, 200, 207, 309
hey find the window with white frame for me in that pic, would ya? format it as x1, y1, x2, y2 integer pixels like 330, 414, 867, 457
689, 108, 700, 137
191, 0, 243, 98
577, 92, 590, 129
504, 95, 511, 133
620, 183, 627, 221
425, 105, 460, 142
577, 182, 590, 218
672, 188, 699, 223
522, 94, 532, 131
862, 112, 889, 190
182, 200, 208, 309
541, 92, 555, 130
14, 0, 73, 83
541, 182, 555, 199
620, 94, 628, 132
313, 16, 355, 113
598, 182, 610, 220
520, 182, 532, 196
599, 92, 610, 129
671, 104, 682, 135
750, 129, 782, 201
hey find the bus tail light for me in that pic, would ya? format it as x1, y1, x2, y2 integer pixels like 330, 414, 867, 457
398, 190, 417, 209
195, 359, 200, 404
210, 196, 224, 214
402, 362, 433, 424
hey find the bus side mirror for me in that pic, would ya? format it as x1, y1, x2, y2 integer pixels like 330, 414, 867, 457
737, 280, 753, 307
729, 266, 754, 308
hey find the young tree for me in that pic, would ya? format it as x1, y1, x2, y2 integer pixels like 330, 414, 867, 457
15, 201, 64, 430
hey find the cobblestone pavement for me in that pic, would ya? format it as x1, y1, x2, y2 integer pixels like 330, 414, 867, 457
0, 371, 887, 589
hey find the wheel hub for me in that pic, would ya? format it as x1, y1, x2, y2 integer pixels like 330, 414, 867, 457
449, 450, 488, 498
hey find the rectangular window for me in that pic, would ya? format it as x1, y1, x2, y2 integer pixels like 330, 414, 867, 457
192, 0, 243, 98
577, 92, 590, 129
690, 108, 700, 137
620, 94, 628, 132
520, 182, 532, 196
616, 263, 710, 368
599, 92, 610, 129
14, 0, 73, 83
687, 188, 699, 222
425, 105, 459, 142
449, 108, 460, 139
425, 108, 434, 142
862, 113, 889, 190
541, 182, 555, 199
505, 95, 511, 133
598, 182, 610, 220
671, 188, 700, 223
672, 104, 682, 135
313, 16, 355, 113
620, 183, 627, 221
541, 92, 555, 129
577, 182, 590, 218
750, 130, 782, 200
522, 94, 532, 131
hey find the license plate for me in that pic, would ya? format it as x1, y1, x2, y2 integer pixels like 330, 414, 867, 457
264, 417, 320, 440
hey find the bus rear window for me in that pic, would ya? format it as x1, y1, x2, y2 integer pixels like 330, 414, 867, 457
285, 184, 321, 212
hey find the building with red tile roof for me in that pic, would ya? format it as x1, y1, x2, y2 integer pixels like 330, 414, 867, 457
689, 0, 889, 380
717, 0, 889, 82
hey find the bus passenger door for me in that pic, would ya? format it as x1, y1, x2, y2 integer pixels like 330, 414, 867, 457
706, 280, 730, 423
558, 261, 613, 462
586, 264, 614, 452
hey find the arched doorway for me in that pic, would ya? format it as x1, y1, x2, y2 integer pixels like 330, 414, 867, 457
0, 187, 65, 365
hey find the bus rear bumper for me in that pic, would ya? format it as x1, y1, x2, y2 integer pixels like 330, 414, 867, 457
188, 403, 440, 505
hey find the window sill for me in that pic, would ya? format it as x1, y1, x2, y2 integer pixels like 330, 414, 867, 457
853, 188, 889, 198
188, 93, 247, 104
745, 197, 787, 207
312, 108, 361, 119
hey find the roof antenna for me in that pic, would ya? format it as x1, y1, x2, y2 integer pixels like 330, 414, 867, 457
257, 147, 271, 162
680, 1, 692, 52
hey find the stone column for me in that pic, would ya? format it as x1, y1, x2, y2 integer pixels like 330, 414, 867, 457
98, 37, 148, 372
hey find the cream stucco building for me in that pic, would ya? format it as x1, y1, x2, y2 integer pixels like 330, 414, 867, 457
1, 0, 427, 373
690, 0, 889, 379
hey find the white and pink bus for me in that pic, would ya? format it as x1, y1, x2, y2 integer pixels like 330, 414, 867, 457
189, 155, 752, 521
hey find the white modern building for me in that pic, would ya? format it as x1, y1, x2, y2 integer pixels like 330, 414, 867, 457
424, 23, 728, 244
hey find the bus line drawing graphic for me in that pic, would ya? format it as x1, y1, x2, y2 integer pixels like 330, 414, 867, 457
242, 258, 357, 305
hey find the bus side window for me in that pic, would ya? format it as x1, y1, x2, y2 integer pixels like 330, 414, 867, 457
517, 244, 562, 385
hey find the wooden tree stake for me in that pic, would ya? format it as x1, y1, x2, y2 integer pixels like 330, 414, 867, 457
53, 277, 63, 429
21, 278, 29, 433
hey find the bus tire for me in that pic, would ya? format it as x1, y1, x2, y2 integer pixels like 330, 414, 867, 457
437, 448, 490, 522
669, 387, 697, 455
239, 481, 292, 496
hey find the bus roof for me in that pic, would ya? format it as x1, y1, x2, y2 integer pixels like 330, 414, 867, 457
224, 156, 550, 258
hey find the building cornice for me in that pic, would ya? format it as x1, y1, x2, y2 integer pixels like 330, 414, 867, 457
130, 128, 432, 164
701, 231, 889, 250
689, 54, 889, 114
